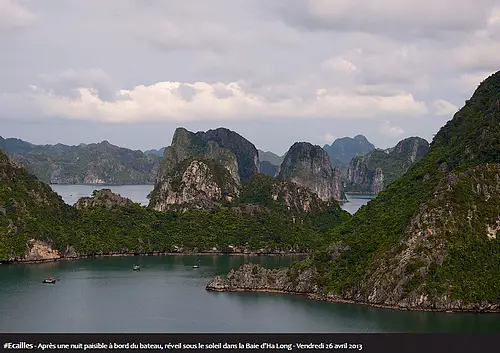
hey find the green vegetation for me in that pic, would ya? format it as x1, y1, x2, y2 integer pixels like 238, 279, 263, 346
0, 151, 351, 261
309, 71, 500, 305
0, 137, 160, 184
345, 137, 429, 193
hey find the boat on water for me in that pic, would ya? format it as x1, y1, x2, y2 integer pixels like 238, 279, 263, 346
193, 260, 201, 268
133, 265, 140, 271
42, 277, 56, 284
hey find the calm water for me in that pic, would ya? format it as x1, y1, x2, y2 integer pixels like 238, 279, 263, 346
50, 184, 154, 206
342, 194, 377, 214
0, 255, 499, 333
50, 185, 375, 214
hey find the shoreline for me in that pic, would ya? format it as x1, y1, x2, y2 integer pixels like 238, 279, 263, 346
1, 251, 309, 265
206, 288, 500, 314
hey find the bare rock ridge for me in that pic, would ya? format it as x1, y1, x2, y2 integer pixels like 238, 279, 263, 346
277, 142, 346, 202
148, 127, 257, 211
74, 189, 135, 209
345, 137, 429, 194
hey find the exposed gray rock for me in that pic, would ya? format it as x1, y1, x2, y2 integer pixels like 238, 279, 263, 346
277, 142, 346, 202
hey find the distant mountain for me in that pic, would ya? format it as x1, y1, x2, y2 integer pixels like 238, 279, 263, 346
345, 137, 429, 194
259, 161, 279, 176
323, 135, 375, 169
144, 147, 166, 157
0, 137, 160, 185
258, 150, 285, 166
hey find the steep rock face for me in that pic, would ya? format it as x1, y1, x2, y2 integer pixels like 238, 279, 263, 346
199, 128, 260, 180
277, 142, 346, 202
0, 138, 160, 185
0, 149, 76, 261
158, 128, 240, 185
346, 137, 429, 194
74, 189, 135, 209
150, 158, 239, 211
149, 128, 245, 211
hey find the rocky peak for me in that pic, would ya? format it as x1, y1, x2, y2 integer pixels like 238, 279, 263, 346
392, 137, 429, 164
149, 127, 261, 211
195, 127, 260, 180
277, 142, 346, 202
323, 135, 375, 167
149, 158, 240, 211
74, 189, 135, 210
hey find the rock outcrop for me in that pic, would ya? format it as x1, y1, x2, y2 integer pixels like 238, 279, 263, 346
345, 137, 429, 194
74, 189, 135, 209
206, 262, 319, 294
277, 142, 346, 202
150, 158, 239, 211
148, 127, 250, 211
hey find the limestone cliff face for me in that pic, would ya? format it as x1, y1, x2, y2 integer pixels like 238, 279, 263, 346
74, 189, 135, 210
149, 127, 247, 211
199, 128, 260, 180
150, 159, 239, 211
346, 137, 429, 194
277, 142, 346, 202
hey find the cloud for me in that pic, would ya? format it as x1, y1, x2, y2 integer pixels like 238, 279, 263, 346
0, 74, 429, 123
320, 132, 336, 145
0, 0, 38, 31
432, 99, 459, 116
380, 121, 405, 137
279, 0, 497, 39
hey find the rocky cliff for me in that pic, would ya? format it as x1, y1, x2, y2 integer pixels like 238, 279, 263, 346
0, 138, 160, 185
206, 70, 500, 312
149, 157, 240, 211
258, 150, 285, 166
345, 137, 429, 194
259, 161, 279, 176
277, 142, 346, 202
148, 127, 247, 211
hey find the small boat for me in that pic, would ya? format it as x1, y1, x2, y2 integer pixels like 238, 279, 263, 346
193, 260, 201, 268
133, 265, 140, 271
42, 277, 56, 284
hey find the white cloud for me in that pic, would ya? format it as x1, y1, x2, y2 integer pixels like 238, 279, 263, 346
432, 99, 459, 116
380, 121, 405, 137
320, 132, 336, 145
0, 0, 38, 31
321, 57, 357, 75
0, 76, 429, 123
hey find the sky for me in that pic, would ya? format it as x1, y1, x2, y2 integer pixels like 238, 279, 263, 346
0, 0, 499, 155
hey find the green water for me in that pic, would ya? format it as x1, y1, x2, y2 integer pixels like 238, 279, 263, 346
0, 255, 499, 333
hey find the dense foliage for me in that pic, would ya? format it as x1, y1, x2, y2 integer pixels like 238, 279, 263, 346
310, 71, 500, 304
